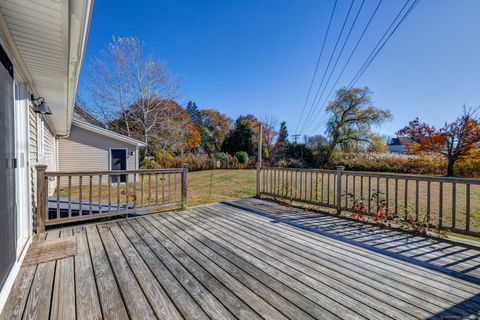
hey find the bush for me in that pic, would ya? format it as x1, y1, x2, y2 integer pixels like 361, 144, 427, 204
235, 151, 249, 164
140, 158, 157, 169
214, 152, 229, 165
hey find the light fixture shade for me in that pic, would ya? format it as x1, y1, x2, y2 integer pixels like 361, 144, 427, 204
33, 100, 52, 115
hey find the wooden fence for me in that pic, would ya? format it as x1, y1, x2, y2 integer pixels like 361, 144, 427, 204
259, 166, 480, 236
35, 165, 187, 232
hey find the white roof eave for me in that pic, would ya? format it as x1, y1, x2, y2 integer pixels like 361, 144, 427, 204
72, 119, 147, 147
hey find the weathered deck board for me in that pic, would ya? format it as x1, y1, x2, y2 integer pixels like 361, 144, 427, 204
74, 227, 102, 320
50, 229, 75, 320
85, 225, 128, 320
2, 198, 480, 320
22, 230, 59, 320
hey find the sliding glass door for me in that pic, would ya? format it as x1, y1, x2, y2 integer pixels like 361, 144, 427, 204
0, 47, 16, 291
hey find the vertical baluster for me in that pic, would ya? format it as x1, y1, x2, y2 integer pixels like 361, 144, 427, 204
345, 175, 349, 208
404, 179, 408, 218
439, 182, 443, 228
79, 176, 83, 216
141, 173, 145, 207
148, 173, 152, 206
162, 173, 165, 204
327, 173, 330, 204
299, 171, 303, 200
305, 171, 309, 200
360, 176, 364, 201
273, 168, 277, 195
376, 177, 380, 208
426, 181, 431, 223
415, 180, 419, 221
295, 170, 298, 199
89, 175, 93, 216
116, 175, 120, 212
394, 179, 398, 217
168, 173, 171, 203
108, 174, 112, 212
368, 177, 371, 214
175, 172, 178, 202
452, 182, 456, 229
155, 173, 159, 205
466, 184, 471, 232
56, 176, 60, 219
270, 169, 273, 194
68, 176, 72, 218
99, 175, 103, 214
352, 175, 356, 207
321, 173, 324, 203
333, 174, 336, 206
385, 178, 389, 213
133, 173, 137, 208
125, 173, 129, 212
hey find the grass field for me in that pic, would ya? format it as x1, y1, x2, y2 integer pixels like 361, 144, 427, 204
186, 169, 256, 206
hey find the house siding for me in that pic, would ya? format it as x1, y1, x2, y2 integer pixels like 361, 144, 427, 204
58, 124, 138, 185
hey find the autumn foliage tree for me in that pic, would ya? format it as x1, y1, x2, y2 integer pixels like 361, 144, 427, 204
397, 106, 480, 176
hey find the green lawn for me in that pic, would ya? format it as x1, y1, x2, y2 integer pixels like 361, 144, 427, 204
187, 169, 256, 206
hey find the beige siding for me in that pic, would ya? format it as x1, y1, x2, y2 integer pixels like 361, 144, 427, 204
59, 124, 138, 173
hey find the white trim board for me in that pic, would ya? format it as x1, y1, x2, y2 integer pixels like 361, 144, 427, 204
72, 119, 147, 147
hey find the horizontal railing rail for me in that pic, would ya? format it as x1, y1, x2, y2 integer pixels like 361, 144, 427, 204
259, 166, 480, 236
35, 165, 188, 232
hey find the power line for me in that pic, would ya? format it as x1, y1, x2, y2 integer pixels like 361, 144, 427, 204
298, 0, 356, 135
305, 0, 383, 136
307, 0, 420, 136
301, 0, 366, 134
294, 0, 338, 136
348, 0, 420, 88
306, 0, 383, 136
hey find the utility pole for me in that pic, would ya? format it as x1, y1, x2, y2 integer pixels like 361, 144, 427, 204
292, 134, 300, 144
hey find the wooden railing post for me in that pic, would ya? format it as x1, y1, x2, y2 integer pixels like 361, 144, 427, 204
336, 166, 344, 214
256, 124, 262, 197
181, 164, 188, 207
35, 164, 48, 233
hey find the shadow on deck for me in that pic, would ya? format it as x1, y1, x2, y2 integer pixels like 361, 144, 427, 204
1, 198, 480, 319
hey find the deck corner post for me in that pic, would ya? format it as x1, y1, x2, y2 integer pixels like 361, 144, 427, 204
181, 164, 188, 207
336, 165, 344, 215
35, 164, 48, 233
256, 124, 263, 197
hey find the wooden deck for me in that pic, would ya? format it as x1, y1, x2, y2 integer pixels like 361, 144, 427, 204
2, 198, 480, 319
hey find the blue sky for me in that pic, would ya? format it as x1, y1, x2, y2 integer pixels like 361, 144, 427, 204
77, 0, 480, 138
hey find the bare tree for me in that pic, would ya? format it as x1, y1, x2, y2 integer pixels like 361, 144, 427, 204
262, 115, 278, 159
86, 36, 180, 154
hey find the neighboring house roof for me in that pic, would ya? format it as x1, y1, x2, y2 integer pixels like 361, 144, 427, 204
0, 0, 93, 136
72, 119, 147, 147
73, 104, 106, 128
389, 137, 414, 146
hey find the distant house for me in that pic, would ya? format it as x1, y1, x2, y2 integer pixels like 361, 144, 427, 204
388, 137, 413, 154
59, 105, 146, 177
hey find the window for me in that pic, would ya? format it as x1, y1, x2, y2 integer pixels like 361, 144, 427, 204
37, 113, 44, 160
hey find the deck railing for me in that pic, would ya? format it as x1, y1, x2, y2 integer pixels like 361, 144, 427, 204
259, 166, 480, 236
35, 165, 187, 232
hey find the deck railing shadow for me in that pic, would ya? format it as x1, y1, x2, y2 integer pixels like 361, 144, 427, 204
222, 200, 480, 287
425, 293, 480, 320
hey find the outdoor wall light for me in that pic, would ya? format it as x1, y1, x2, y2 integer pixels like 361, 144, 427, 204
31, 95, 52, 115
